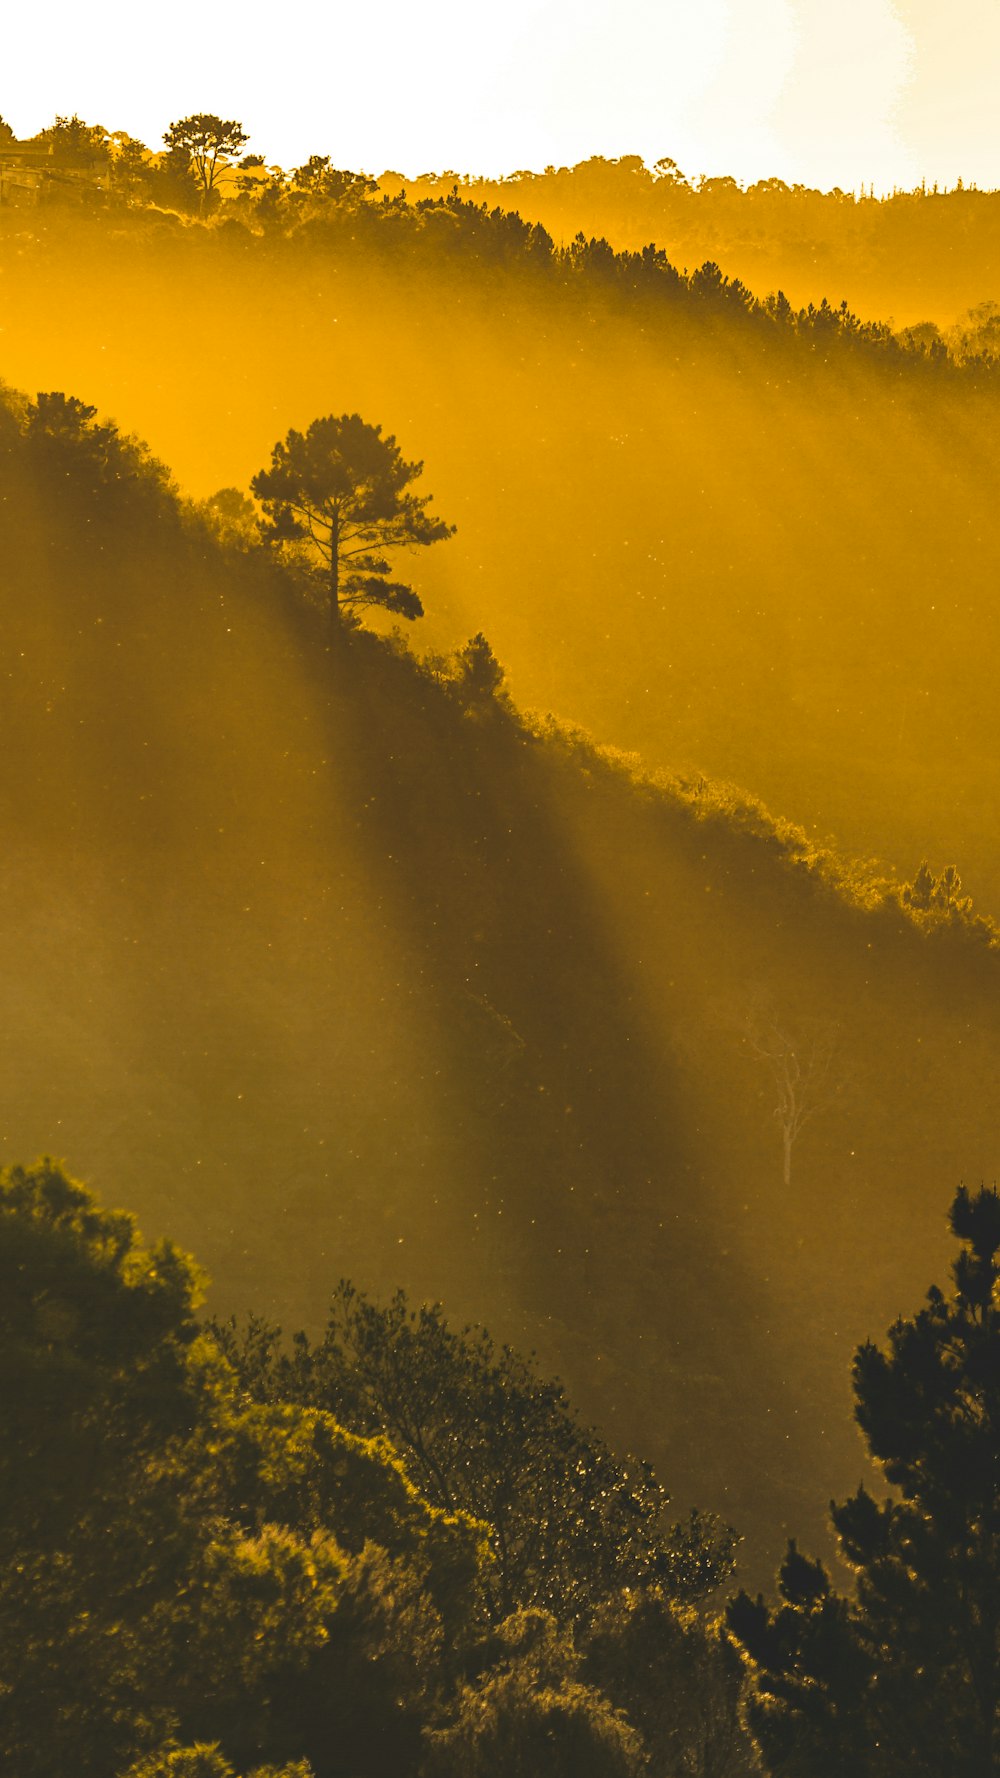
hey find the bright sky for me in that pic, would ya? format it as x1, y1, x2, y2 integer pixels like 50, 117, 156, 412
3, 0, 999, 192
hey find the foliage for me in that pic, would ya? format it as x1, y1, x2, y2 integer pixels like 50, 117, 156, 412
34, 113, 110, 166
210, 170, 985, 375
8, 114, 1000, 379
447, 630, 509, 703
0, 1155, 743, 1777
530, 717, 1000, 951
0, 1159, 217, 1773
20, 389, 175, 524
216, 1286, 738, 1624
727, 1184, 1000, 1776
149, 142, 202, 212
257, 1542, 446, 1777
107, 132, 155, 201
251, 413, 454, 626
199, 486, 259, 546
382, 157, 1000, 349
582, 1588, 760, 1775
148, 1526, 450, 1774
899, 859, 976, 926
5, 1158, 746, 1776
290, 157, 379, 207
0, 1162, 481, 1776
122, 1747, 313, 1777
163, 115, 250, 209
424, 1608, 646, 1778
214, 1395, 488, 1624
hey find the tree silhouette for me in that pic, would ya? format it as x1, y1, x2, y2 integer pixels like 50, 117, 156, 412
727, 1184, 1000, 1775
35, 114, 110, 168
291, 155, 379, 208
901, 858, 975, 924
251, 413, 455, 629
162, 115, 249, 211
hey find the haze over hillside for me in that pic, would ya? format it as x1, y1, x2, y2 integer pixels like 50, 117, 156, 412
383, 158, 1000, 328
2, 114, 998, 1550
2, 186, 1000, 924
3, 88, 1000, 1774
1, 377, 997, 1590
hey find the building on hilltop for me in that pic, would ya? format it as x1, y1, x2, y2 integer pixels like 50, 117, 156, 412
0, 141, 106, 205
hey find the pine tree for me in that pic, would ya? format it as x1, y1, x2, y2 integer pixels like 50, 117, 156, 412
727, 1184, 1000, 1776
251, 414, 454, 629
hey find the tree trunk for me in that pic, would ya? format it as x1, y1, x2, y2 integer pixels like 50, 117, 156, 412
782, 1126, 792, 1187
329, 509, 341, 630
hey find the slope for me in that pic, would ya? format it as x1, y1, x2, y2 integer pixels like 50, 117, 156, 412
1, 200, 999, 917
383, 160, 1000, 330
0, 384, 997, 1589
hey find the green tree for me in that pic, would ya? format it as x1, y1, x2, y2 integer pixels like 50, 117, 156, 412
900, 858, 976, 925
424, 1608, 646, 1778
35, 113, 110, 167
108, 132, 154, 202
582, 1588, 760, 1776
0, 1159, 216, 1773
0, 1161, 483, 1777
162, 115, 250, 212
253, 1542, 447, 1777
250, 413, 455, 628
23, 390, 174, 522
123, 1746, 313, 1777
217, 1287, 737, 1624
149, 141, 201, 213
727, 1184, 1000, 1776
290, 156, 379, 207
448, 630, 508, 703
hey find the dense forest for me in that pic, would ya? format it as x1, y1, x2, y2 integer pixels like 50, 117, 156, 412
5, 1156, 997, 1776
382, 156, 1000, 332
2, 111, 999, 1773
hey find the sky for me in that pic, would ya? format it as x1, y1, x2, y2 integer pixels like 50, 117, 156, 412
3, 0, 1000, 193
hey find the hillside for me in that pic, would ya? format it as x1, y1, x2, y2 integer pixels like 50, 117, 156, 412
1, 382, 997, 1587
382, 159, 1000, 331
2, 199, 1000, 923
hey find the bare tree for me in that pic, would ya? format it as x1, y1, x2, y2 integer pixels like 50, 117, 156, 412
741, 1003, 841, 1187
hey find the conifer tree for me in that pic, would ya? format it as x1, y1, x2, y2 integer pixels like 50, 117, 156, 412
251, 414, 454, 629
162, 115, 249, 211
727, 1184, 1000, 1776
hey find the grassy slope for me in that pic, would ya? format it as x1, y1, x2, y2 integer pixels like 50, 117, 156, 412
0, 398, 996, 1589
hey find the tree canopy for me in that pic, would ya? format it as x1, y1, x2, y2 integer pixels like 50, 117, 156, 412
1, 1158, 748, 1777
0, 1160, 483, 1777
162, 115, 250, 209
251, 413, 454, 627
216, 1282, 738, 1623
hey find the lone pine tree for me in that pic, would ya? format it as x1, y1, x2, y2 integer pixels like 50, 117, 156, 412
162, 114, 250, 211
727, 1183, 1000, 1777
251, 413, 455, 629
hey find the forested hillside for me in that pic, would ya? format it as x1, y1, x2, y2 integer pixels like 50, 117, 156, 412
2, 188, 1000, 915
1, 380, 997, 1590
384, 158, 1000, 330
